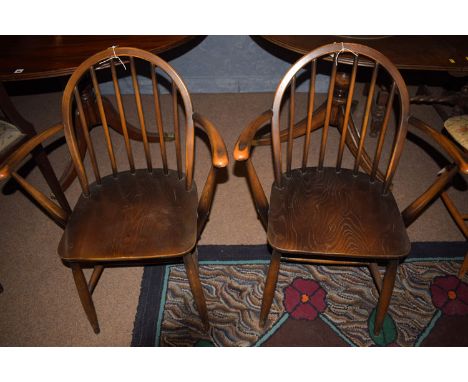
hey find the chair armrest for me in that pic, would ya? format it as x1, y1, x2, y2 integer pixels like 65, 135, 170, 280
234, 110, 273, 161
409, 116, 468, 174
0, 123, 64, 180
193, 112, 228, 168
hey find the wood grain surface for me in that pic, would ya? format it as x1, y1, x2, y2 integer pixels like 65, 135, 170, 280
58, 169, 198, 262
267, 167, 410, 259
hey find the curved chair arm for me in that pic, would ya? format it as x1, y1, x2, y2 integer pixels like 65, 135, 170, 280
402, 116, 467, 228
234, 110, 273, 161
0, 123, 64, 179
0, 123, 69, 228
409, 116, 468, 174
193, 112, 229, 168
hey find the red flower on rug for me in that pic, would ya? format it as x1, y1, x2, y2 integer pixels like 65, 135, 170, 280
283, 278, 327, 320
430, 275, 468, 316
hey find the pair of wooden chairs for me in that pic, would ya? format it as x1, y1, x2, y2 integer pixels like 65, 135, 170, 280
1, 43, 459, 336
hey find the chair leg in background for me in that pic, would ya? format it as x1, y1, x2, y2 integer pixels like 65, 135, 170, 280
71, 263, 100, 334
459, 251, 468, 279
259, 250, 282, 328
373, 259, 398, 336
183, 250, 210, 331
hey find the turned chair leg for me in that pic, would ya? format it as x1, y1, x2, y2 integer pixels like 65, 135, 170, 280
374, 259, 398, 336
259, 250, 282, 328
459, 251, 468, 279
71, 263, 100, 334
183, 250, 210, 331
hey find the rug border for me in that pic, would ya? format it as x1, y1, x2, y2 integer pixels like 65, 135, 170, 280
131, 241, 467, 347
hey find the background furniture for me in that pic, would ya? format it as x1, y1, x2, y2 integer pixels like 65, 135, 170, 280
234, 42, 412, 335
0, 47, 228, 333
403, 115, 467, 278
260, 36, 468, 135
0, 36, 196, 191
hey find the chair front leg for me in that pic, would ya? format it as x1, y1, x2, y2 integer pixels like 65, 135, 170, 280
71, 263, 100, 334
259, 250, 282, 328
183, 250, 209, 331
373, 259, 398, 336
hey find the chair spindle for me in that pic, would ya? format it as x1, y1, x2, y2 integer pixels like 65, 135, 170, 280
74, 86, 101, 184
286, 76, 296, 175
371, 81, 396, 182
353, 62, 379, 176
318, 58, 338, 170
90, 67, 117, 176
302, 60, 317, 170
336, 55, 359, 172
151, 64, 169, 174
130, 57, 152, 172
110, 60, 135, 173
172, 80, 182, 179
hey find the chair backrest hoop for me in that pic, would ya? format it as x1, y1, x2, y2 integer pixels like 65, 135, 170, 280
271, 42, 410, 192
61, 46, 195, 195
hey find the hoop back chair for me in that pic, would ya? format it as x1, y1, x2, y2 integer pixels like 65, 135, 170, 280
0, 47, 228, 333
403, 115, 468, 278
234, 43, 411, 335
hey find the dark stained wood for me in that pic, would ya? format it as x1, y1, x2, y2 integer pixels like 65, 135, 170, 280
0, 36, 195, 81
262, 36, 468, 72
259, 250, 281, 328
71, 263, 100, 334
302, 60, 317, 169
267, 168, 410, 259
2, 46, 228, 333
354, 63, 379, 175
183, 251, 210, 330
403, 116, 467, 279
374, 260, 398, 335
58, 170, 198, 262
110, 60, 135, 172
235, 42, 411, 334
0, 83, 70, 213
151, 63, 169, 174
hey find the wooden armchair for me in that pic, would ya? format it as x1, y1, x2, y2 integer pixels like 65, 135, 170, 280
0, 47, 228, 333
234, 43, 411, 335
402, 115, 468, 278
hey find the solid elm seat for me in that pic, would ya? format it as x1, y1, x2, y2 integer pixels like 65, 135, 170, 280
58, 169, 198, 262
267, 168, 410, 259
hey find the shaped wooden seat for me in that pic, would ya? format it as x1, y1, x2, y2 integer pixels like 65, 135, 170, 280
234, 42, 411, 335
0, 47, 228, 333
268, 168, 410, 258
59, 169, 198, 262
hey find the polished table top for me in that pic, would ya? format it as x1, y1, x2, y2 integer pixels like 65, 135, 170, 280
262, 36, 468, 72
0, 35, 194, 81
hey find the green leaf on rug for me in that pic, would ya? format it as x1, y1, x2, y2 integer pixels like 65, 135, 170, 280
368, 308, 397, 346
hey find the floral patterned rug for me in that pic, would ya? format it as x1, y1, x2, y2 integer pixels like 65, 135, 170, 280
131, 243, 468, 347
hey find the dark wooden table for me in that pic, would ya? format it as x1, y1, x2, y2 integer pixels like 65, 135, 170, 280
0, 36, 195, 191
262, 35, 468, 134
262, 35, 468, 73
0, 35, 194, 81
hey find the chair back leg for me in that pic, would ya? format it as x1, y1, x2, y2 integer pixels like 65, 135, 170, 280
71, 263, 100, 334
